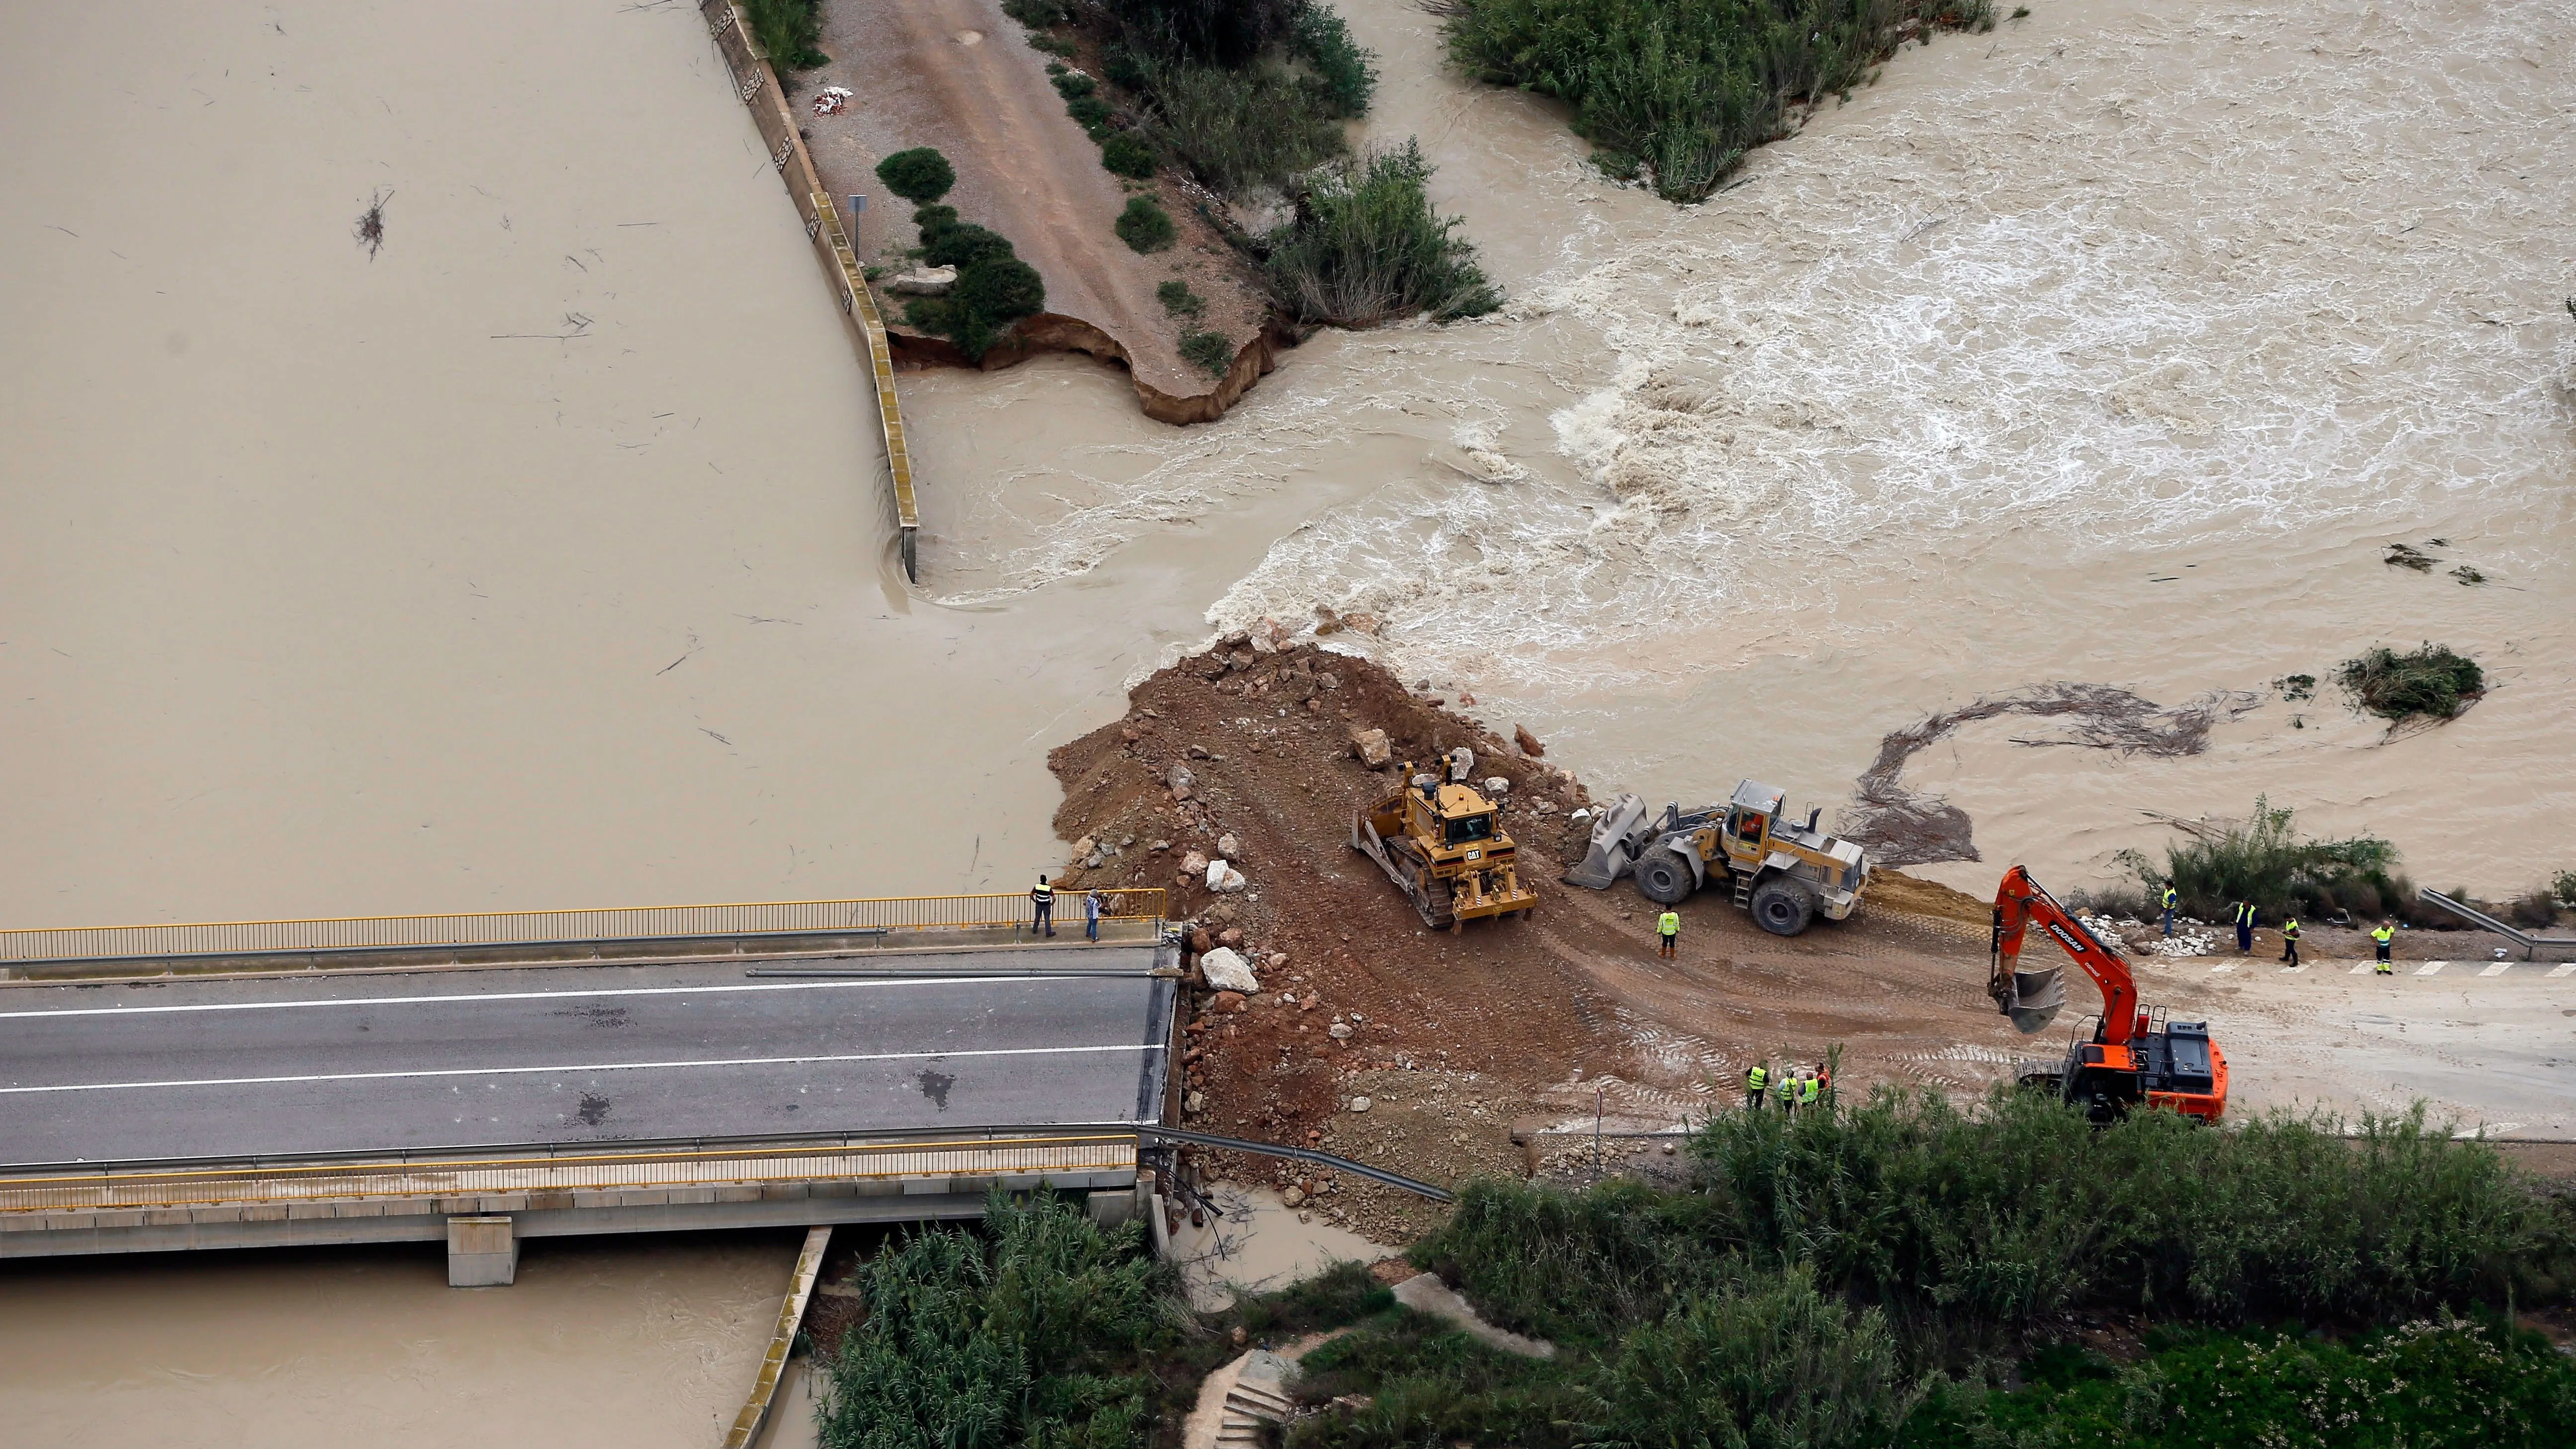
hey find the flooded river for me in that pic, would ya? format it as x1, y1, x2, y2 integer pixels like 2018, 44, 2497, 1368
3, 0, 2568, 1441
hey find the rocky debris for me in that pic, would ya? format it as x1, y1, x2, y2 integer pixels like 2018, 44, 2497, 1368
885, 264, 956, 295
1217, 832, 1241, 857
1483, 776, 1511, 797
1201, 947, 1260, 993
1207, 859, 1247, 893
1210, 990, 1247, 1013
1181, 849, 1210, 879
1349, 726, 1392, 769
1514, 724, 1545, 757
1167, 763, 1196, 800
1348, 1096, 1372, 1112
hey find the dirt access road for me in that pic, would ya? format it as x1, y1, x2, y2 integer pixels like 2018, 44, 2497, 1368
1050, 640, 2576, 1241
796, 0, 1250, 402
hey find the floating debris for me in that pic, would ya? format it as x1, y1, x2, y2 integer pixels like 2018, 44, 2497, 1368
811, 85, 853, 116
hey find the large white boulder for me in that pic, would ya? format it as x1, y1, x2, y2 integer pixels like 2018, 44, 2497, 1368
1199, 946, 1259, 993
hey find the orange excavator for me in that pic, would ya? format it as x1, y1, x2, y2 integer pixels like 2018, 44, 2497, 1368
1990, 865, 2228, 1124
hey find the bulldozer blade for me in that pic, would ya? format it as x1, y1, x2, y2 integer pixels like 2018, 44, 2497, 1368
2003, 965, 2068, 1035
1563, 793, 1649, 889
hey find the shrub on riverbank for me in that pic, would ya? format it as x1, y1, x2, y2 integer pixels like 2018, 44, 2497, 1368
744, 0, 827, 70
885, 152, 1046, 360
2113, 796, 2414, 922
2339, 642, 2485, 723
876, 147, 956, 205
1264, 143, 1502, 327
1180, 329, 1234, 375
1116, 195, 1178, 252
1442, 0, 1996, 201
1142, 57, 1348, 195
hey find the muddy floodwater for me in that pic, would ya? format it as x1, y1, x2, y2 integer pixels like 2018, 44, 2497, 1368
3, 0, 2571, 1441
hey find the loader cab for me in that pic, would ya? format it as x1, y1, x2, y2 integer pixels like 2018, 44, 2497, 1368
1722, 781, 1787, 864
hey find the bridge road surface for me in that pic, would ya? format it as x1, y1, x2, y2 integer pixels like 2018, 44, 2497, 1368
0, 948, 1174, 1166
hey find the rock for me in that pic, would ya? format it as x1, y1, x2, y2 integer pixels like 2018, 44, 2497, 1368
1267, 952, 1288, 968
1328, 1022, 1354, 1040
1188, 927, 1212, 953
1085, 851, 1104, 869
1210, 990, 1246, 1013
1220, 629, 1251, 647
1216, 832, 1240, 858
1208, 861, 1247, 893
1150, 838, 1171, 852
1217, 927, 1244, 948
1281, 1185, 1306, 1208
1349, 1096, 1372, 1113
1514, 724, 1545, 757
1318, 671, 1340, 690
884, 264, 957, 295
1314, 605, 1343, 635
1483, 776, 1511, 797
1187, 744, 1211, 759
1342, 613, 1381, 636
1200, 946, 1260, 993
1181, 850, 1209, 877
1070, 835, 1095, 860
1569, 808, 1592, 823
1185, 1090, 1206, 1115
1166, 763, 1195, 801
1350, 727, 1392, 768
1231, 1324, 1250, 1347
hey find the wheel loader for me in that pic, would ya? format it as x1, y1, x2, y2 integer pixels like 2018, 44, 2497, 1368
1352, 758, 1537, 932
1564, 781, 1867, 936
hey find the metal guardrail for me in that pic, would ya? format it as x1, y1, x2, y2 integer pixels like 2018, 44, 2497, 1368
0, 1132, 1140, 1216
2416, 888, 2576, 961
1139, 1126, 1456, 1203
0, 889, 1167, 966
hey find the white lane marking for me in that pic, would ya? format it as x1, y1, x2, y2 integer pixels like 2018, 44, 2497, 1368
0, 975, 1102, 1022
2349, 963, 2373, 974
2479, 963, 2511, 977
2208, 962, 2235, 973
2415, 962, 2446, 976
2551, 964, 2576, 979
0, 1041, 1163, 1096
2279, 965, 2307, 974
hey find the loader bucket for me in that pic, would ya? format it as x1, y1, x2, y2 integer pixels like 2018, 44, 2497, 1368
1563, 793, 1650, 889
2003, 965, 2068, 1034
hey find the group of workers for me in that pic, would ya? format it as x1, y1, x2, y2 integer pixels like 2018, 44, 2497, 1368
1027, 875, 1113, 940
2220, 897, 2398, 973
1741, 1059, 1829, 1113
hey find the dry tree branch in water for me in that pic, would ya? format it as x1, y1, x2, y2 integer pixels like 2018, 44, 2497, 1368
354, 188, 392, 260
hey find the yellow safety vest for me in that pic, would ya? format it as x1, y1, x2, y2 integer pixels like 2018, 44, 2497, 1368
1800, 1077, 1819, 1104
1746, 1065, 1767, 1091
2234, 903, 2252, 925
2163, 887, 2178, 909
2371, 925, 2394, 945
1657, 912, 1680, 936
1032, 882, 1053, 903
2282, 920, 2300, 939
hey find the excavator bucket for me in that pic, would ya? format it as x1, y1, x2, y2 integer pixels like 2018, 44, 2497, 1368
2002, 964, 2068, 1034
1563, 793, 1651, 889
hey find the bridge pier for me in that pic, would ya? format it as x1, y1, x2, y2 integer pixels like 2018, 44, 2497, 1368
446, 1215, 518, 1287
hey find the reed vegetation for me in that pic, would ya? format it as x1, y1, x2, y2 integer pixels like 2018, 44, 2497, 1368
2339, 642, 2486, 723
1263, 143, 1502, 326
2110, 797, 2413, 922
1441, 0, 1995, 201
744, 0, 828, 70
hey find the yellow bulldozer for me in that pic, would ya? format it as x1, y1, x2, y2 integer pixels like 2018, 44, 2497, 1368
1352, 756, 1536, 932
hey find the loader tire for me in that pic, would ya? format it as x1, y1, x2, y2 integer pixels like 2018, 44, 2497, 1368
1633, 844, 1695, 905
1750, 877, 1815, 936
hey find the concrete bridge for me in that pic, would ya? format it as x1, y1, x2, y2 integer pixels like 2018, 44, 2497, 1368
0, 893, 1176, 1284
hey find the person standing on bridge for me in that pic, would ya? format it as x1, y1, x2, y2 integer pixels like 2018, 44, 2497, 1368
1031, 874, 1055, 938
1084, 887, 1105, 942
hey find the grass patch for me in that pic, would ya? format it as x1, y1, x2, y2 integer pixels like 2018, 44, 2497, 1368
1180, 329, 1234, 375
1441, 0, 1996, 202
2338, 642, 2485, 723
744, 0, 828, 69
1116, 195, 1177, 252
1156, 278, 1207, 317
1264, 143, 1503, 326
1143, 57, 1348, 194
2112, 796, 2412, 922
1101, 130, 1160, 178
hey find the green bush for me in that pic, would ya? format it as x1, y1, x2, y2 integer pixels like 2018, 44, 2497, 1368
923, 222, 1016, 269
816, 1191, 1172, 1449
1263, 142, 1502, 326
1115, 196, 1177, 251
1592, 1264, 1917, 1449
1048, 66, 1099, 98
1106, 0, 1306, 67
2554, 868, 2576, 908
2338, 642, 2486, 722
1145, 58, 1347, 194
876, 147, 957, 204
744, 0, 828, 69
1291, 5, 1378, 117
1156, 278, 1206, 316
1442, 0, 1995, 201
1066, 93, 1116, 136
1101, 130, 1160, 178
910, 203, 960, 243
1002, 0, 1072, 25
2115, 796, 2408, 922
952, 256, 1046, 324
1180, 329, 1234, 376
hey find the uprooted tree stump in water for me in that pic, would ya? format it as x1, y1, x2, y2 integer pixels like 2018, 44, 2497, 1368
2337, 643, 2484, 724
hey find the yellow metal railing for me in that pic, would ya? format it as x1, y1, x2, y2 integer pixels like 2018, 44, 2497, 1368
813, 189, 922, 579
0, 1133, 1141, 1215
0, 889, 1165, 965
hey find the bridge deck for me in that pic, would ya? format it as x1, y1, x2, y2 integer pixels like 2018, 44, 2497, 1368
0, 947, 1173, 1168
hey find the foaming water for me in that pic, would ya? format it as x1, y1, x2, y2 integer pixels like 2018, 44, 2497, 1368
925, 0, 2576, 890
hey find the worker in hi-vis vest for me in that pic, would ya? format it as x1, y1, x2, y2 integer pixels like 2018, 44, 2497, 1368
1657, 909, 1679, 960
2162, 885, 2179, 938
1030, 874, 1055, 938
1744, 1061, 1769, 1112
2233, 900, 2257, 954
2372, 920, 2396, 974
2279, 917, 2301, 968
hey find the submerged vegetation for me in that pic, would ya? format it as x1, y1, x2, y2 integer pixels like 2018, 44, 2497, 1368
2112, 796, 2413, 922
1264, 144, 1502, 327
2339, 642, 2486, 723
1441, 0, 1996, 201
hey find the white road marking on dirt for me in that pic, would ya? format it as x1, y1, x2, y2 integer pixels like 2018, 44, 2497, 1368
2480, 963, 2511, 977
2416, 962, 2447, 976
2550, 964, 2576, 978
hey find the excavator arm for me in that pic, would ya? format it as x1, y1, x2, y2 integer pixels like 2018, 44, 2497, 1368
1990, 864, 2139, 1044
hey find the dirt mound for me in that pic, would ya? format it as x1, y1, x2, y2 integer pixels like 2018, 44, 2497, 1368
1050, 643, 2033, 1240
